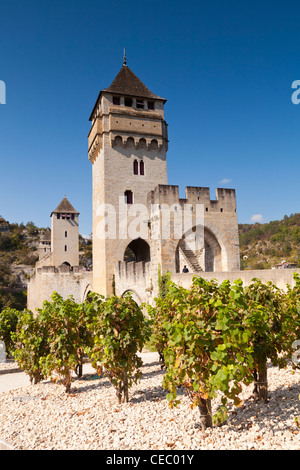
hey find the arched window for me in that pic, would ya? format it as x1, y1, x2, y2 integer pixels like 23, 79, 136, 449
124, 190, 133, 204
133, 160, 138, 175
140, 160, 144, 175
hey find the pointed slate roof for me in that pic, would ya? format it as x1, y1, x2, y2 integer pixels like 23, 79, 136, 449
103, 65, 165, 101
89, 63, 166, 121
51, 197, 79, 216
41, 228, 51, 241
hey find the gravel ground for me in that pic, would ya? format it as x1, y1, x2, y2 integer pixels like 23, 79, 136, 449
0, 354, 300, 450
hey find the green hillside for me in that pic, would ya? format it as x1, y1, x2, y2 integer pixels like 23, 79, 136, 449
0, 218, 40, 311
239, 213, 300, 270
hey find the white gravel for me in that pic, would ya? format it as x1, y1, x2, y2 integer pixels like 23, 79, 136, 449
0, 353, 299, 450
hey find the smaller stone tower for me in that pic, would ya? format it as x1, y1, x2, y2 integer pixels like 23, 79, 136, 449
38, 229, 51, 260
50, 197, 79, 267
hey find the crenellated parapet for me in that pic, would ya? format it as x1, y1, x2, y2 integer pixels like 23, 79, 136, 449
148, 185, 237, 212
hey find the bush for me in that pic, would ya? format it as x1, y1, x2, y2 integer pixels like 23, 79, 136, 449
37, 293, 93, 393
86, 293, 152, 403
0, 307, 20, 357
152, 278, 254, 428
12, 309, 49, 384
150, 274, 300, 429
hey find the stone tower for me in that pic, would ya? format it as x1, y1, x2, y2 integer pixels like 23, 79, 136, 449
88, 57, 169, 296
50, 197, 79, 267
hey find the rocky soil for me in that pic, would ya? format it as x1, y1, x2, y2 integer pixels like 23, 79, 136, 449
0, 354, 299, 450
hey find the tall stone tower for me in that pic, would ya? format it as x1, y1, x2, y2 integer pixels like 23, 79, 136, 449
88, 57, 169, 296
50, 197, 79, 267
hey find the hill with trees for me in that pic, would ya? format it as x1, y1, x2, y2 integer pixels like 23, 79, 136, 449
239, 213, 300, 270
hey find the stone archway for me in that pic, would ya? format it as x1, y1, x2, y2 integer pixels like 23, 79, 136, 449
175, 225, 223, 273
82, 284, 93, 303
124, 238, 150, 262
121, 289, 142, 305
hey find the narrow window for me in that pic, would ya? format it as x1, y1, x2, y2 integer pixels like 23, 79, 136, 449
136, 99, 144, 109
125, 97, 132, 107
65, 231, 67, 238
133, 160, 138, 175
64, 245, 67, 252
140, 160, 144, 175
71, 214, 75, 220
124, 190, 133, 204
220, 208, 223, 212
148, 101, 154, 110
57, 213, 60, 219
113, 96, 120, 105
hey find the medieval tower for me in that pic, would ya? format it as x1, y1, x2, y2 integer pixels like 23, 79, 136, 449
88, 55, 169, 296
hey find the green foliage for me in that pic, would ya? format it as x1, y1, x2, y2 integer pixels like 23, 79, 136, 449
150, 274, 300, 428
37, 292, 93, 392
239, 213, 300, 269
0, 307, 20, 356
154, 278, 254, 427
12, 310, 50, 384
86, 293, 152, 403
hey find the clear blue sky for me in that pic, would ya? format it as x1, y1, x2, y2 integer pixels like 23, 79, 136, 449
1, 0, 300, 236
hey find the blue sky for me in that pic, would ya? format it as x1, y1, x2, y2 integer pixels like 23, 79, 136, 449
1, 0, 300, 236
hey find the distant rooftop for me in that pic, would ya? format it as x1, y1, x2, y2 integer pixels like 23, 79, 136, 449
51, 197, 79, 216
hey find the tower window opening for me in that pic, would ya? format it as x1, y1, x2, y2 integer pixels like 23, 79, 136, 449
65, 231, 67, 238
133, 160, 138, 175
113, 96, 120, 105
125, 97, 132, 107
220, 208, 223, 212
64, 245, 67, 252
57, 214, 60, 219
124, 190, 133, 205
140, 160, 144, 175
136, 99, 144, 109
148, 101, 154, 110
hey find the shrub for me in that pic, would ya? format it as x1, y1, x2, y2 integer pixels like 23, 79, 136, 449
12, 309, 49, 384
153, 278, 254, 429
87, 293, 152, 403
0, 307, 20, 357
37, 293, 92, 392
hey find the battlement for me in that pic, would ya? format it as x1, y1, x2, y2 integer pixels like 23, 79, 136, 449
115, 261, 150, 280
148, 185, 237, 212
36, 265, 88, 275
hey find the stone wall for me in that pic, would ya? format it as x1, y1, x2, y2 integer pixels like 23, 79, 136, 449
27, 266, 93, 313
91, 110, 168, 297
114, 260, 157, 305
148, 184, 240, 275
171, 269, 300, 291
